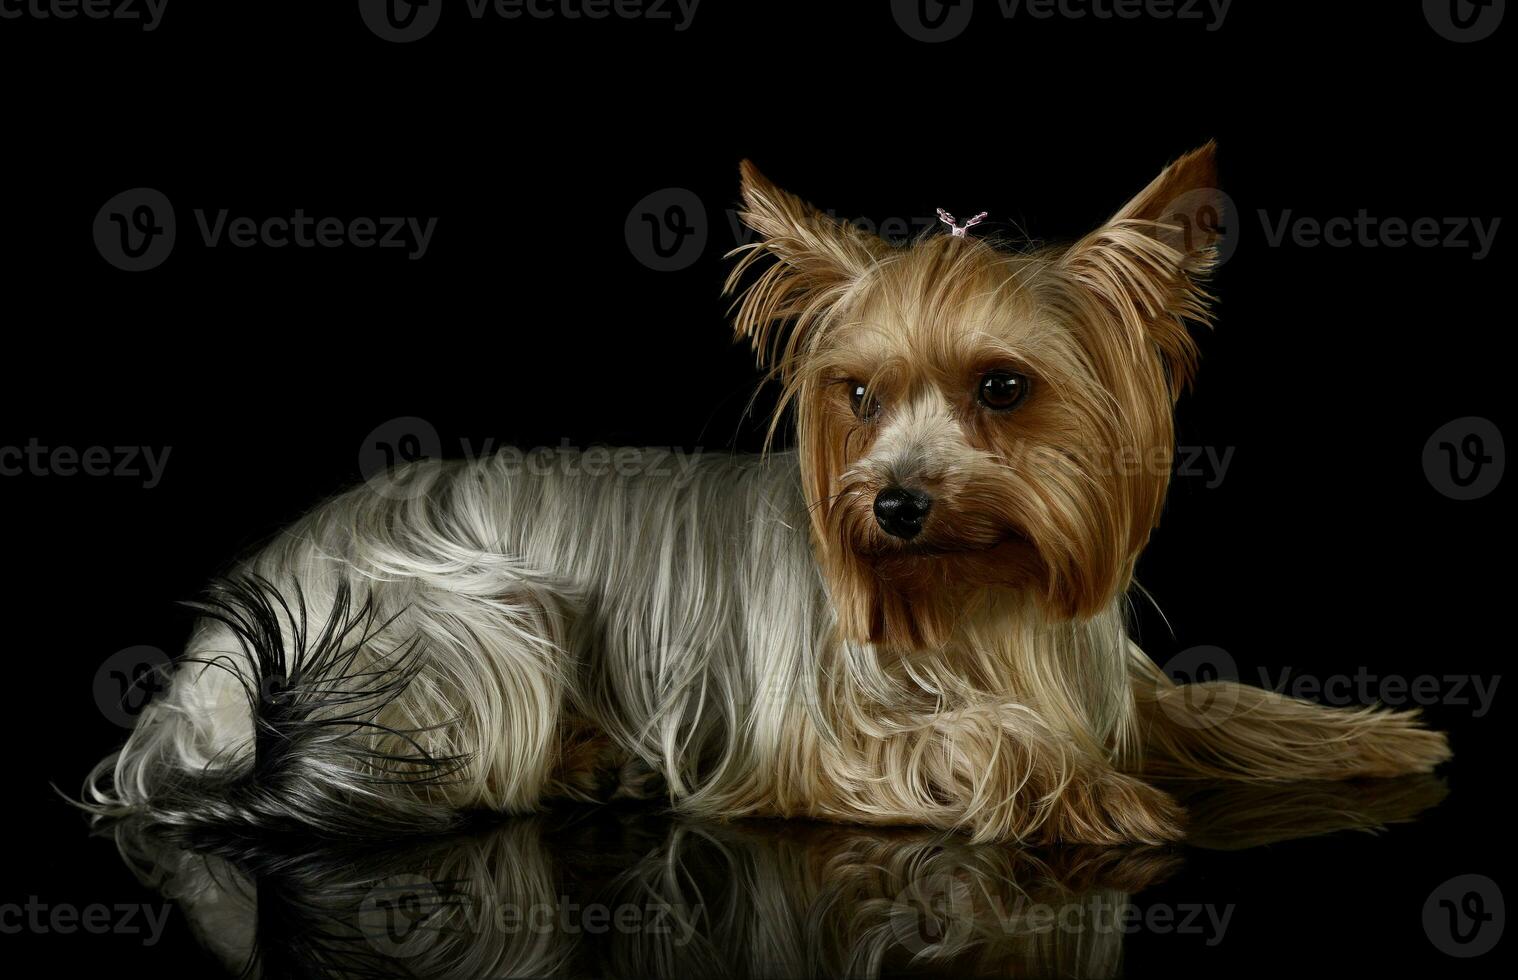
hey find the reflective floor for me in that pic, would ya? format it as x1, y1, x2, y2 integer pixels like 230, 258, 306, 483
82, 775, 1482, 978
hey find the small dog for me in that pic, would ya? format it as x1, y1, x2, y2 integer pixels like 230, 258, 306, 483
89, 144, 1449, 844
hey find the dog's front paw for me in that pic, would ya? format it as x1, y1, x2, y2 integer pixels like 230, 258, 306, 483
1049, 772, 1187, 846
1347, 716, 1452, 778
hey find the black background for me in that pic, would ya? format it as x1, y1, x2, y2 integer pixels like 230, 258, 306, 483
0, 1, 1510, 975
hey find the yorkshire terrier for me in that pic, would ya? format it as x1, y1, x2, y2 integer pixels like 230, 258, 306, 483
88, 144, 1449, 844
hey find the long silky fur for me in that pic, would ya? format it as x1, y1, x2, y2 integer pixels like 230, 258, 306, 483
84, 576, 466, 839
83, 145, 1450, 847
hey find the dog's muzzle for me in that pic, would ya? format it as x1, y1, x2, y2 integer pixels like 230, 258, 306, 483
873, 487, 933, 540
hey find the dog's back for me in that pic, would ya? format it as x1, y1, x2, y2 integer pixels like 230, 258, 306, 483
85, 449, 827, 835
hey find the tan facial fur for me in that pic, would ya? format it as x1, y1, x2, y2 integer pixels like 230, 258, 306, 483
729, 147, 1221, 650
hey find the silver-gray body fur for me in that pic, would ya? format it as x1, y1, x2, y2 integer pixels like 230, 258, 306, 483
99, 448, 1135, 836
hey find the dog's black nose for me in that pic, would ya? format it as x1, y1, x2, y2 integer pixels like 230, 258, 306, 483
873, 487, 933, 540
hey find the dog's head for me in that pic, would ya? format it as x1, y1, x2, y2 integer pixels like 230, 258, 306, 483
729, 145, 1221, 649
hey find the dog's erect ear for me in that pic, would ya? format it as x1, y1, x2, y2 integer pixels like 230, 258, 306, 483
1059, 142, 1221, 393
1109, 141, 1222, 230
726, 161, 888, 373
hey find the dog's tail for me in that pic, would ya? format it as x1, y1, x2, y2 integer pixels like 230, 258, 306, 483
81, 576, 469, 839
1127, 644, 1452, 781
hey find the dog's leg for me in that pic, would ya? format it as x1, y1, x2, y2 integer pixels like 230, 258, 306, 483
1127, 645, 1451, 781
783, 702, 1186, 846
547, 723, 669, 802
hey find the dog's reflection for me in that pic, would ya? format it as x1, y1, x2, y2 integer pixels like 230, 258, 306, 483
106, 776, 1446, 979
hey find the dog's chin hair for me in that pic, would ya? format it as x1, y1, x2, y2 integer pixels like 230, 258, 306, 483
819, 469, 1134, 650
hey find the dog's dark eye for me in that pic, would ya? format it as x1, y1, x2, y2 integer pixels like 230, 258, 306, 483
848, 382, 881, 421
978, 371, 1029, 411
